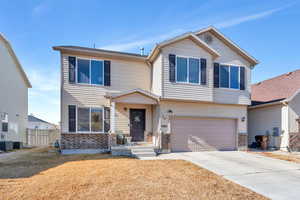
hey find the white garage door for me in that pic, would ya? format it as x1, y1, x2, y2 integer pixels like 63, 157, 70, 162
171, 117, 237, 152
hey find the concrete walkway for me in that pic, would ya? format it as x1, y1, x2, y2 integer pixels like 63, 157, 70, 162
156, 151, 300, 200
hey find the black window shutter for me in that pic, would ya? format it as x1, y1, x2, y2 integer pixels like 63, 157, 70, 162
169, 54, 176, 82
213, 63, 220, 88
240, 67, 246, 90
104, 60, 111, 86
200, 58, 207, 85
68, 56, 76, 83
2, 123, 8, 132
104, 107, 110, 133
68, 105, 76, 132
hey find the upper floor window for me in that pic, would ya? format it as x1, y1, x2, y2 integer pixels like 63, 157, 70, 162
77, 58, 104, 85
176, 56, 201, 84
220, 65, 241, 89
69, 56, 110, 86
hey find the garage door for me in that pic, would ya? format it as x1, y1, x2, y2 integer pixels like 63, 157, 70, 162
171, 117, 236, 152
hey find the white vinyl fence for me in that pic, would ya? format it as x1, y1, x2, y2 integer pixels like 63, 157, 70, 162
26, 129, 60, 147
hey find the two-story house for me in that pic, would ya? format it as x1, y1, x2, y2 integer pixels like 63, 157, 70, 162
53, 26, 258, 154
0, 33, 31, 148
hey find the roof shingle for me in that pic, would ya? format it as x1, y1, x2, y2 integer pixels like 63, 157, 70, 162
251, 69, 300, 102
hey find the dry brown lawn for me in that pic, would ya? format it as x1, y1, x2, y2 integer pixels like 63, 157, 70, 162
256, 152, 300, 164
0, 148, 268, 200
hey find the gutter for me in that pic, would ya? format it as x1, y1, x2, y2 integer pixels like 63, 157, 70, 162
248, 100, 284, 109
53, 46, 147, 62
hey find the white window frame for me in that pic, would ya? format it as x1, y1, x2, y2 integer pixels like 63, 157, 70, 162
219, 64, 241, 90
175, 55, 202, 85
75, 57, 104, 86
76, 106, 104, 134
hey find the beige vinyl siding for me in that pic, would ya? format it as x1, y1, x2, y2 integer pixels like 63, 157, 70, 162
0, 39, 28, 143
161, 39, 214, 102
61, 53, 150, 133
213, 88, 251, 105
288, 92, 300, 133
198, 32, 252, 105
115, 103, 152, 135
248, 105, 283, 146
151, 54, 162, 96
159, 100, 247, 134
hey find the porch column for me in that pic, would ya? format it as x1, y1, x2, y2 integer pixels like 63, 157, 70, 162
110, 101, 116, 133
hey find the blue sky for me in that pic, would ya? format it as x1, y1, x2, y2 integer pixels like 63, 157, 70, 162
0, 0, 299, 124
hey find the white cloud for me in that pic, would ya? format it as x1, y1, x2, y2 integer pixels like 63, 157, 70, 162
100, 3, 294, 52
214, 4, 294, 29
27, 69, 59, 93
32, 1, 49, 16
27, 68, 60, 123
100, 29, 184, 51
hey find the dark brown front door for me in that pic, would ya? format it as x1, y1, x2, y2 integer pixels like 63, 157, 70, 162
130, 109, 145, 142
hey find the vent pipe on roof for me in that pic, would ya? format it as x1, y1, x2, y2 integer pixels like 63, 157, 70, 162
140, 47, 145, 56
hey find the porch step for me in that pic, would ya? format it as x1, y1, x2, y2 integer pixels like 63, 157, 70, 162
131, 147, 156, 158
133, 152, 157, 158
111, 144, 157, 158
131, 148, 155, 153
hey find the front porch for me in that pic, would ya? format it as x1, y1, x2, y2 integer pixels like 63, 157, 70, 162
107, 89, 161, 156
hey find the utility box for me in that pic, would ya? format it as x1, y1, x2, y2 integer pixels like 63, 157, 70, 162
13, 142, 23, 149
0, 141, 13, 151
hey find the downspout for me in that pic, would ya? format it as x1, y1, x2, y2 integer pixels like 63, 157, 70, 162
146, 60, 153, 93
282, 101, 290, 151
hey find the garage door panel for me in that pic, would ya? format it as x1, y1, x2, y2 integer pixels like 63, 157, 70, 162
171, 117, 236, 152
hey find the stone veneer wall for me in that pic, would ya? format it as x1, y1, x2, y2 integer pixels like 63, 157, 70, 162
61, 134, 109, 149
238, 133, 248, 151
289, 132, 300, 151
161, 133, 171, 153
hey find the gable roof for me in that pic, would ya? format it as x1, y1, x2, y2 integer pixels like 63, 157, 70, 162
53, 26, 258, 67
28, 115, 53, 125
107, 88, 159, 101
53, 46, 147, 62
251, 69, 300, 103
0, 33, 32, 88
194, 26, 259, 66
148, 32, 220, 62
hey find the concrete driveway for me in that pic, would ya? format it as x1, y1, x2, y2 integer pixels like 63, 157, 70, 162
157, 151, 300, 200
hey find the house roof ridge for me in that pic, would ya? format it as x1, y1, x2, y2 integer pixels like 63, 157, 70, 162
0, 33, 32, 88
28, 115, 54, 125
53, 45, 148, 58
194, 26, 259, 66
251, 68, 300, 102
252, 69, 300, 86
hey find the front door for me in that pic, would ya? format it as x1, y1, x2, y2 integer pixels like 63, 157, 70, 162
130, 109, 145, 142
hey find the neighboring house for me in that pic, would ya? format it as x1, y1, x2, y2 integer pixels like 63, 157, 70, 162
28, 114, 58, 130
249, 69, 300, 151
0, 33, 31, 145
53, 26, 258, 153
